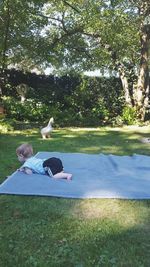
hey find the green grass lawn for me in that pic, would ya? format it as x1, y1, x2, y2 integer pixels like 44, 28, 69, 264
0, 125, 150, 267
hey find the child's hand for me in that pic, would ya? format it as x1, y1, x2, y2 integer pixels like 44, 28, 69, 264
17, 168, 24, 172
17, 167, 33, 174
24, 168, 33, 175
67, 174, 73, 180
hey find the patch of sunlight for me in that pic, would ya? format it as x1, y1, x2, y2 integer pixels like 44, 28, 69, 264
79, 145, 123, 154
69, 127, 101, 131
104, 125, 150, 134
64, 134, 77, 138
80, 147, 101, 153
37, 138, 55, 141
53, 129, 61, 132
106, 126, 132, 132
121, 125, 150, 133
6, 129, 39, 135
71, 199, 149, 229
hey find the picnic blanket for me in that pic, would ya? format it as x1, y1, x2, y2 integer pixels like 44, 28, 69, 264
0, 152, 150, 199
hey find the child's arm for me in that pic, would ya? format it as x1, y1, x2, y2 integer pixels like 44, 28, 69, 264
18, 167, 33, 175
53, 172, 72, 180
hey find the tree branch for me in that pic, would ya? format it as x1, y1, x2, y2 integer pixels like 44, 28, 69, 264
62, 0, 80, 13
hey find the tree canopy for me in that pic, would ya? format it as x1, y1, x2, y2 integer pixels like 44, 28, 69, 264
0, 0, 149, 120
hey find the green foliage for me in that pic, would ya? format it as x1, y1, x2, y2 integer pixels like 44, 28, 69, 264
0, 0, 148, 121
110, 115, 124, 127
122, 106, 137, 125
0, 0, 141, 74
0, 0, 48, 71
2, 75, 125, 126
0, 119, 14, 133
2, 97, 52, 122
38, 0, 140, 74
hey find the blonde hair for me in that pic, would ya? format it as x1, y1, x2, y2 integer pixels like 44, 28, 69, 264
16, 143, 33, 158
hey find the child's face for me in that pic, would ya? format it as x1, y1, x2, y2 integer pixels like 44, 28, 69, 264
17, 154, 26, 163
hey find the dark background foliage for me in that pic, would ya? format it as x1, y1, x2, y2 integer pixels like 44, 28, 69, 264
2, 69, 127, 126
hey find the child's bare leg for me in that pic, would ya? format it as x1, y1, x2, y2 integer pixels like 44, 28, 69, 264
53, 172, 72, 180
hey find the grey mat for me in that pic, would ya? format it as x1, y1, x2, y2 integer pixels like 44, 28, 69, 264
0, 152, 150, 199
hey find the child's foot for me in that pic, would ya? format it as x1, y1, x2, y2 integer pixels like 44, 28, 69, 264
67, 174, 72, 180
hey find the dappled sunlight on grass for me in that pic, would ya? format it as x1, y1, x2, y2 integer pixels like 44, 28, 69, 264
62, 134, 77, 138
1, 125, 150, 180
121, 125, 150, 133
106, 125, 150, 133
68, 127, 101, 131
79, 146, 102, 153
70, 199, 150, 229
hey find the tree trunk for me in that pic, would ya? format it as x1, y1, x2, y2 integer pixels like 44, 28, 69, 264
133, 1, 150, 120
118, 64, 132, 107
0, 0, 10, 97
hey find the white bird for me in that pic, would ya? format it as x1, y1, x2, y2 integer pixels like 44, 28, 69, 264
40, 117, 54, 139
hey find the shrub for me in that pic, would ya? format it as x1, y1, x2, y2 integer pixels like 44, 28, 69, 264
0, 119, 14, 133
110, 115, 124, 127
122, 106, 137, 125
1, 73, 125, 127
2, 97, 54, 122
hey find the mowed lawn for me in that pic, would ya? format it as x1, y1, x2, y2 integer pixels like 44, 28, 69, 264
0, 125, 150, 267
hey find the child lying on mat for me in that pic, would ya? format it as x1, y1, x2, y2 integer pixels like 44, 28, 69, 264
16, 143, 72, 180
